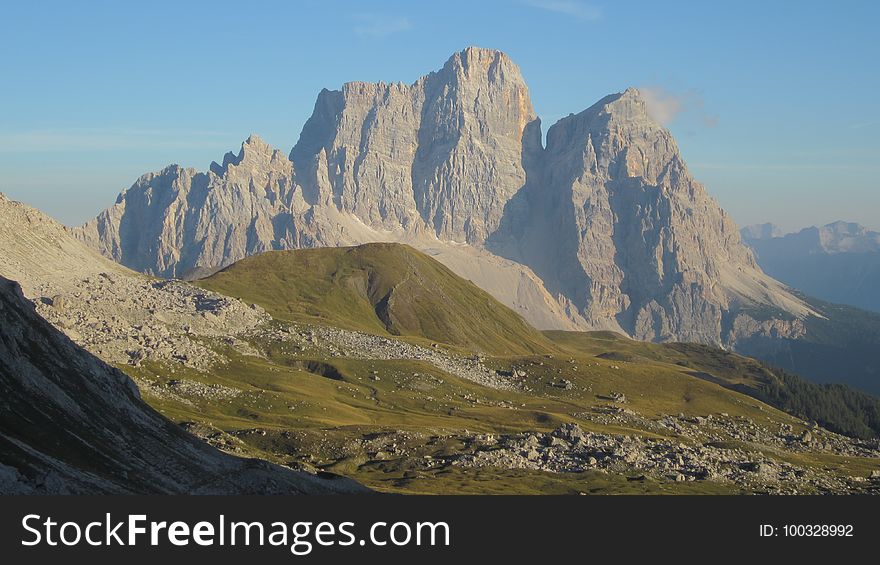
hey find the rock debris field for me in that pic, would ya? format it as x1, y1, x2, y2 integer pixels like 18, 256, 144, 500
30, 272, 268, 371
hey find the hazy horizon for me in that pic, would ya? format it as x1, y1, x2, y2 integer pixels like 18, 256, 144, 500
1, 0, 877, 232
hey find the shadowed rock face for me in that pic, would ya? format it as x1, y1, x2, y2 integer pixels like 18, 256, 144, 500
75, 137, 304, 279
72, 48, 813, 347
0, 275, 367, 494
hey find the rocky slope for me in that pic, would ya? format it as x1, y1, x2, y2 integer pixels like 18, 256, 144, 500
0, 275, 365, 494
452, 422, 877, 493
743, 221, 880, 313
0, 193, 268, 370
74, 47, 812, 348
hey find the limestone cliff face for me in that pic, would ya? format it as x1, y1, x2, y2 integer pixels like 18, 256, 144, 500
79, 49, 540, 276
291, 46, 540, 244
74, 47, 814, 345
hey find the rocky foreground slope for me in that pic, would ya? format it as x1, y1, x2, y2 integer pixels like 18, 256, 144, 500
74, 47, 812, 348
0, 193, 268, 370
0, 275, 365, 494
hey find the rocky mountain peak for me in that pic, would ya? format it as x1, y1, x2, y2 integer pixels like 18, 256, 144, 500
810, 222, 879, 253
241, 132, 274, 155
441, 46, 519, 83
544, 88, 677, 188
741, 223, 784, 241
211, 134, 288, 176
823, 220, 867, 237
432, 47, 534, 131
603, 87, 652, 119
286, 47, 539, 244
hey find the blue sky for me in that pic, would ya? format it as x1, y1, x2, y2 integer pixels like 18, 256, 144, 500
1, 0, 877, 231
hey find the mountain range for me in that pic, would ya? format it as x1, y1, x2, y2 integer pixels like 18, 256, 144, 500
73, 48, 814, 345
743, 221, 880, 313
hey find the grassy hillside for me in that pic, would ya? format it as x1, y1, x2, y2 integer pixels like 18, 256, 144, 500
197, 243, 554, 355
547, 330, 880, 439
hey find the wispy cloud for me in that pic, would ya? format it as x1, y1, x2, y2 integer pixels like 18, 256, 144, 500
522, 0, 601, 21
850, 120, 880, 130
690, 162, 880, 172
352, 14, 413, 38
0, 128, 232, 152
639, 85, 718, 128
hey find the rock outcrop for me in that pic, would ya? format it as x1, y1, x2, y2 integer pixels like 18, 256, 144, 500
75, 135, 306, 279
73, 47, 814, 347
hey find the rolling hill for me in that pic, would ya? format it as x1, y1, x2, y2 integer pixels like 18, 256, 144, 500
197, 243, 554, 355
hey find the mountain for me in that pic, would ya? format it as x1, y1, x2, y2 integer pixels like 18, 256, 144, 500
486, 87, 813, 343
741, 222, 784, 241
0, 275, 365, 494
290, 47, 539, 246
197, 243, 553, 355
74, 48, 810, 344
742, 221, 880, 313
74, 134, 577, 330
